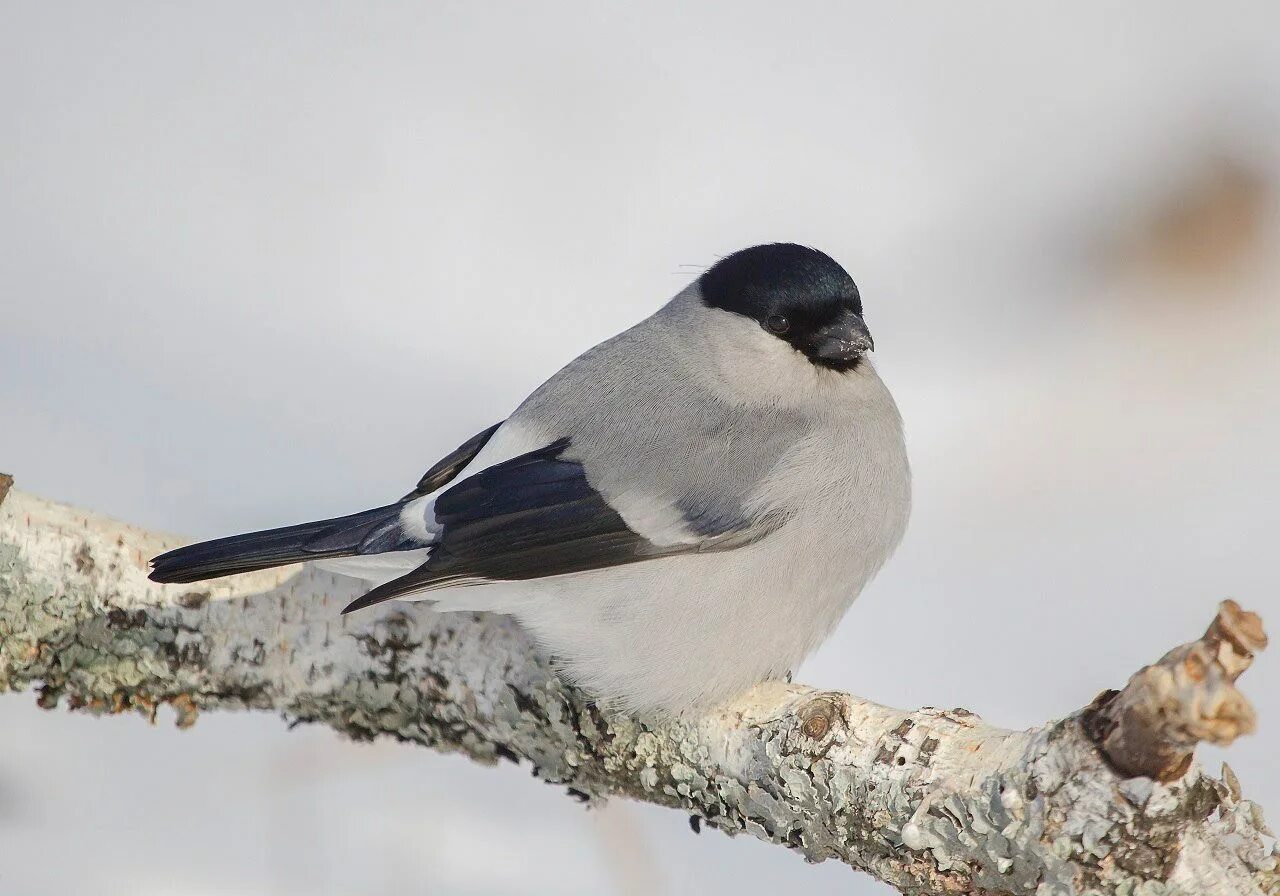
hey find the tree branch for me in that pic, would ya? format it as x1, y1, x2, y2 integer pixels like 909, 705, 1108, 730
1, 479, 1275, 895
1084, 600, 1267, 783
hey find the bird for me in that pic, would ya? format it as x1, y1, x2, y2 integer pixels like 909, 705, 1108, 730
149, 243, 911, 716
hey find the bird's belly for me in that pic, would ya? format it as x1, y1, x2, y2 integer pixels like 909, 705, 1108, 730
502, 520, 889, 716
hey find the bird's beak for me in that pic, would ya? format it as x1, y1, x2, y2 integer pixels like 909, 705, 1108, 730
812, 311, 874, 364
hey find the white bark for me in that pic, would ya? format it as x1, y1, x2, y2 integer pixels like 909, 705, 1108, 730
0, 476, 1275, 895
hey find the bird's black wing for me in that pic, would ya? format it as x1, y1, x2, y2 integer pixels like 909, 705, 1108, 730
342, 438, 781, 613
403, 421, 503, 500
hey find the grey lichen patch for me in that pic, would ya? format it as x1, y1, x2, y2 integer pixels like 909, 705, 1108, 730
899, 767, 1053, 891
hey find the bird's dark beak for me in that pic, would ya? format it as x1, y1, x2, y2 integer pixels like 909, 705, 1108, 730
811, 311, 874, 364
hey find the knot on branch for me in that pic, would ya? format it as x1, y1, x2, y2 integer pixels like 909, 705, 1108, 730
775, 692, 849, 756
1086, 600, 1268, 781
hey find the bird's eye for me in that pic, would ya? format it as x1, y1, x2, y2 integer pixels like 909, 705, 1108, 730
765, 314, 790, 335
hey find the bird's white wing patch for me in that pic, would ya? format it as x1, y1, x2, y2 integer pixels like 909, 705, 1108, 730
601, 489, 702, 547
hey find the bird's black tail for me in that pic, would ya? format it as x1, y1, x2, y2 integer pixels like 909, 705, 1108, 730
149, 504, 411, 584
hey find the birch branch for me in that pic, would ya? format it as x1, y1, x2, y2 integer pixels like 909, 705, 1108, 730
0, 478, 1275, 896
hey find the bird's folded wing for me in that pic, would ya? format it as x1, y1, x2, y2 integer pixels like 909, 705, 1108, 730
342, 438, 782, 613
402, 421, 503, 500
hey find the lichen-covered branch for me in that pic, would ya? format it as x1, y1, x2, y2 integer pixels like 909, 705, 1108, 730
0, 481, 1275, 895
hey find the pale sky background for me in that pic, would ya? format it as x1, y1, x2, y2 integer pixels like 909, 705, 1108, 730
2, 3, 1279, 895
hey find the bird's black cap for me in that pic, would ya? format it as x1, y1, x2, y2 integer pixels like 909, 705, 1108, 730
699, 243, 871, 370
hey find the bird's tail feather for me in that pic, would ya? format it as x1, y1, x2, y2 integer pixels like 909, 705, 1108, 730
148, 504, 413, 584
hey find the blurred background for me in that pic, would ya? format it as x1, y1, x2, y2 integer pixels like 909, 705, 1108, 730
2, 3, 1278, 894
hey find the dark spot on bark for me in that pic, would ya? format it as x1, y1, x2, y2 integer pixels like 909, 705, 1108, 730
875, 744, 897, 765
231, 638, 267, 666
508, 685, 539, 716
896, 756, 906, 766
354, 618, 423, 680
566, 787, 591, 803
919, 736, 940, 765
1180, 774, 1225, 823
1081, 689, 1120, 745
221, 681, 271, 709
936, 707, 980, 726
106, 608, 148, 629
1077, 865, 1106, 891
584, 701, 611, 743
166, 640, 207, 672
73, 542, 94, 574
492, 743, 520, 765
176, 591, 209, 610
35, 684, 61, 709
1025, 778, 1038, 801
423, 669, 449, 693
689, 815, 702, 834
1111, 838, 1177, 881
893, 719, 915, 738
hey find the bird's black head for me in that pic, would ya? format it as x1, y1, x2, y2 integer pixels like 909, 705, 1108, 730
699, 243, 872, 371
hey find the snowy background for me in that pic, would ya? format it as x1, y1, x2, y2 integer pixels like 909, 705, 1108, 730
2, 3, 1279, 894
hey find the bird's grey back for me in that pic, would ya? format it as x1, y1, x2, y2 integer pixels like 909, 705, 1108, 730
508, 297, 811, 539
